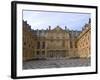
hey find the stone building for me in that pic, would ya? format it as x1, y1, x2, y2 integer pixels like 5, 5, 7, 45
23, 21, 36, 61
77, 19, 91, 58
23, 19, 91, 61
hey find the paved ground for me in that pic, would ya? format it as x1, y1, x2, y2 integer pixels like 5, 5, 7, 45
23, 58, 91, 69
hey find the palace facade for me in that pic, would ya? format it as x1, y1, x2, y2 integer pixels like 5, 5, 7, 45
23, 19, 91, 61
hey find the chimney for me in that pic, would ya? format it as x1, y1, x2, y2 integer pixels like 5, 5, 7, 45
23, 20, 27, 26
65, 26, 67, 30
89, 18, 91, 24
24, 21, 27, 25
49, 26, 51, 30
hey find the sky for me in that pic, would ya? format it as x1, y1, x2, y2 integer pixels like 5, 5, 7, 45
23, 10, 91, 31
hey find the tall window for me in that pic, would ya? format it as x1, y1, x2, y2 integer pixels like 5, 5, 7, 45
37, 51, 40, 55
70, 41, 73, 48
42, 42, 45, 49
37, 41, 40, 49
42, 51, 45, 55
